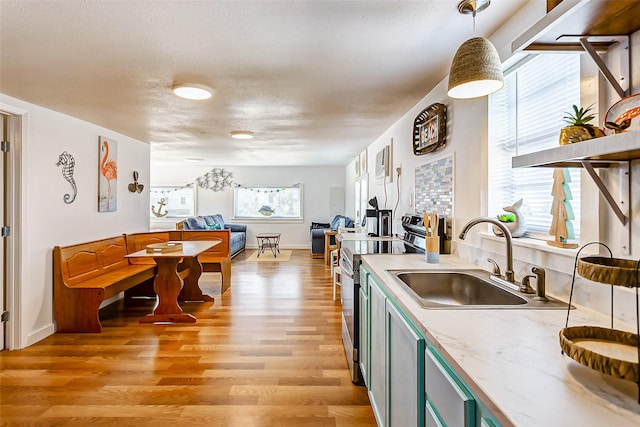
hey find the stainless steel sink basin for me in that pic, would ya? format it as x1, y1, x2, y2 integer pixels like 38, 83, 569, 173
388, 269, 570, 310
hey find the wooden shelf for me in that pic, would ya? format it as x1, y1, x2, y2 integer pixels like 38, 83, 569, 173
513, 131, 638, 253
512, 132, 640, 169
512, 0, 640, 52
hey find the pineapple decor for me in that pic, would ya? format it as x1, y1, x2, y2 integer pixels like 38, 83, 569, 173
559, 104, 605, 145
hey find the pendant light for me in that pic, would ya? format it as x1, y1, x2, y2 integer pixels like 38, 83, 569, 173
447, 0, 504, 99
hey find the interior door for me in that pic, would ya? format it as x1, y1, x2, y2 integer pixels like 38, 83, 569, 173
0, 114, 6, 350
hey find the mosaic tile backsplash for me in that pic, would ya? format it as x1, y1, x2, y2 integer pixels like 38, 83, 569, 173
415, 155, 453, 216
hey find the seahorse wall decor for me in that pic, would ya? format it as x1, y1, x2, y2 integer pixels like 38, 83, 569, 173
56, 151, 77, 204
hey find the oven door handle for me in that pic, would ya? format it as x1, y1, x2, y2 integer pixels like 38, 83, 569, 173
339, 258, 354, 278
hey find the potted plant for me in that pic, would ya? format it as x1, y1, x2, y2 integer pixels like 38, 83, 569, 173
559, 104, 605, 145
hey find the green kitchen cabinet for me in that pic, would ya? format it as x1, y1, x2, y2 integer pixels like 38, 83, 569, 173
425, 346, 475, 427
386, 298, 426, 426
369, 273, 388, 425
359, 286, 370, 386
365, 266, 426, 427
359, 265, 370, 387
360, 265, 502, 427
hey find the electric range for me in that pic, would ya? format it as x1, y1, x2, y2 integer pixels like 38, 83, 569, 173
339, 238, 404, 385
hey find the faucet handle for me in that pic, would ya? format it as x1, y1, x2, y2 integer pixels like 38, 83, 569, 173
487, 258, 501, 276
520, 275, 536, 294
531, 266, 547, 301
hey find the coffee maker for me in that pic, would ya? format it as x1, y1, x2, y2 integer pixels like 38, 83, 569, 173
377, 209, 392, 237
363, 197, 392, 237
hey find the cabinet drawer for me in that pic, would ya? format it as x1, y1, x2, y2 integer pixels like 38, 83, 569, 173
426, 400, 444, 427
425, 348, 475, 427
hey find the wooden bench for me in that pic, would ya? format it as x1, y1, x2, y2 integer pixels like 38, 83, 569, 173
53, 235, 156, 333
169, 229, 232, 294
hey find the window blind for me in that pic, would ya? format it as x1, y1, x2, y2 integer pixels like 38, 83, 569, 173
488, 54, 581, 238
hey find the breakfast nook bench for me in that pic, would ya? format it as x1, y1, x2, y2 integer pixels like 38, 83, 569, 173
53, 235, 156, 333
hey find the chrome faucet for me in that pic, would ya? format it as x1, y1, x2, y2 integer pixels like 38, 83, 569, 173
459, 217, 514, 284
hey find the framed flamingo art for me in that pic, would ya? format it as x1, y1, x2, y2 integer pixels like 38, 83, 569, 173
98, 136, 118, 212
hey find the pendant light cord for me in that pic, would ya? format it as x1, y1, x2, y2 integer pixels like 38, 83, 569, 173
472, 8, 476, 34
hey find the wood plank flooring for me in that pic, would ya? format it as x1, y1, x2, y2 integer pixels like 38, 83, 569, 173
0, 249, 377, 426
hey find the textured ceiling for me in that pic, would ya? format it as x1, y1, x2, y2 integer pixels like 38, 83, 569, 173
0, 0, 530, 168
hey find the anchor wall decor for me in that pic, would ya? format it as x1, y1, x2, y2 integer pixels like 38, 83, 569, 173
151, 198, 168, 217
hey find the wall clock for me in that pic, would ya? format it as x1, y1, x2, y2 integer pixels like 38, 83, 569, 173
412, 102, 447, 155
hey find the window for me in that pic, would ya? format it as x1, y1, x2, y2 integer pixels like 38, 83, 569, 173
150, 186, 195, 218
233, 185, 303, 219
488, 53, 581, 238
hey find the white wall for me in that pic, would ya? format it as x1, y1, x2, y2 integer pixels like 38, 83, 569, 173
1, 94, 150, 348
350, 4, 640, 324
151, 164, 346, 248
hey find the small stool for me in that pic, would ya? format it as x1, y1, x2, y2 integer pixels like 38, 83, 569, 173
330, 249, 341, 301
333, 267, 341, 301
324, 230, 338, 265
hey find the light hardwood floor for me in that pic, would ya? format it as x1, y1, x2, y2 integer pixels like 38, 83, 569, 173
0, 249, 376, 426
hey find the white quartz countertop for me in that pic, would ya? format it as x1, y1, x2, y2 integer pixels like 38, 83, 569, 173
361, 254, 640, 427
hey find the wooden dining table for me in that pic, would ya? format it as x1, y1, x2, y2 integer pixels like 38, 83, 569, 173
126, 240, 220, 324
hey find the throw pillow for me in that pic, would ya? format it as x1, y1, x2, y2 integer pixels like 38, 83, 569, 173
185, 216, 207, 230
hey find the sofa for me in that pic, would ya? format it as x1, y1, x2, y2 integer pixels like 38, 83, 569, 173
179, 214, 247, 258
310, 215, 354, 258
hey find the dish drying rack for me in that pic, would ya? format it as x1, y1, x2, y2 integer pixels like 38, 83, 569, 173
561, 242, 640, 403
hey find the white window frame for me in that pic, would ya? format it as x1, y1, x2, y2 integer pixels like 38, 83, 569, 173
488, 53, 582, 241
233, 185, 303, 221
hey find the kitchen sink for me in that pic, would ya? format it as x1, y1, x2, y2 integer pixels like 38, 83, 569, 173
388, 269, 570, 309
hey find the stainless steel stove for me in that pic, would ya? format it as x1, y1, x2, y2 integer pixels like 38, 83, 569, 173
339, 238, 404, 385
339, 215, 451, 385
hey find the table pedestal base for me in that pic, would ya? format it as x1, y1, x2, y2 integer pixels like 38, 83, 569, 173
141, 257, 199, 324
179, 257, 215, 302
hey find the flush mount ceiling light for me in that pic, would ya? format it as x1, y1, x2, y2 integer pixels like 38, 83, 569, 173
230, 130, 254, 140
172, 83, 213, 100
447, 0, 504, 99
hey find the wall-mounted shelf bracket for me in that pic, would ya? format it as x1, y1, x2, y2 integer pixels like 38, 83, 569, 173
580, 160, 630, 255
577, 36, 630, 99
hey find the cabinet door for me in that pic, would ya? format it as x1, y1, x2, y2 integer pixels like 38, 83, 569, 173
387, 300, 425, 427
425, 347, 475, 427
359, 287, 369, 387
369, 277, 387, 426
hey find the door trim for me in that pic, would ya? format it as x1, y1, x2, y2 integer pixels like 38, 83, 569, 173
0, 102, 25, 350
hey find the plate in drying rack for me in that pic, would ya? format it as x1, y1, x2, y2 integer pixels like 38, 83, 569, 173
577, 256, 639, 287
560, 326, 639, 383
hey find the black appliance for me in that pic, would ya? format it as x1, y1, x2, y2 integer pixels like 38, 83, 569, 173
340, 239, 404, 385
401, 213, 452, 254
362, 197, 392, 239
